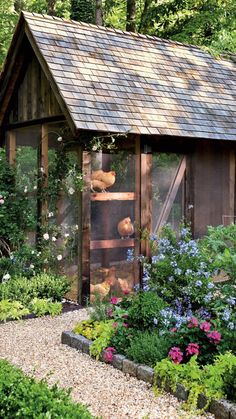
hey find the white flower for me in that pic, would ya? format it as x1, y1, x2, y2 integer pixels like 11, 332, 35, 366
75, 224, 79, 230
52, 236, 57, 242
57, 254, 62, 261
37, 252, 41, 257
0, 199, 4, 205
10, 254, 14, 260
64, 233, 69, 238
48, 212, 54, 218
31, 250, 35, 254
2, 273, 11, 282
68, 187, 75, 195
33, 185, 37, 190
29, 264, 34, 269
40, 167, 44, 173
24, 186, 28, 193
57, 136, 63, 142
43, 233, 49, 240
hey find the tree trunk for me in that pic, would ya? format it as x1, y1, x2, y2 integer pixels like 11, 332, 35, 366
14, 0, 25, 12
139, 0, 151, 33
126, 0, 136, 32
47, 0, 56, 16
95, 0, 103, 25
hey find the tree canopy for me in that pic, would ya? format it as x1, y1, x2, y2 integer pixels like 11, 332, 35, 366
0, 0, 235, 68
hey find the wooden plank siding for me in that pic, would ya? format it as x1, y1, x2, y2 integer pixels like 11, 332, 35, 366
8, 56, 62, 125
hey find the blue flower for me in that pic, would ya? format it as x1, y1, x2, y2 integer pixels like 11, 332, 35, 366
153, 317, 158, 326
180, 227, 189, 238
204, 293, 213, 303
207, 282, 214, 289
150, 233, 157, 241
174, 268, 182, 275
228, 322, 235, 330
168, 276, 174, 282
127, 248, 134, 261
226, 297, 236, 306
195, 280, 202, 287
222, 308, 231, 321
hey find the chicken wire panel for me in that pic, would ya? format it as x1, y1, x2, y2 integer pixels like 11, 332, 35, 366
152, 153, 184, 232
90, 150, 137, 300
15, 126, 41, 244
48, 135, 80, 301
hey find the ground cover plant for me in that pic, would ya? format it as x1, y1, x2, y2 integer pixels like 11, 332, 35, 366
73, 224, 236, 412
0, 359, 95, 418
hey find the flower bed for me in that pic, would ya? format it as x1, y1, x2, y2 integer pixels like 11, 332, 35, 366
63, 225, 236, 415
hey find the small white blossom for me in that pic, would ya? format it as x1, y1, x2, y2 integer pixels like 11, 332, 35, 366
57, 136, 63, 142
57, 254, 62, 261
33, 185, 37, 190
75, 224, 79, 230
24, 186, 28, 193
40, 167, 44, 173
29, 264, 34, 269
31, 250, 35, 254
64, 233, 69, 238
48, 212, 54, 218
43, 233, 49, 240
52, 236, 57, 242
68, 187, 75, 195
2, 273, 11, 282
37, 252, 41, 257
0, 199, 4, 205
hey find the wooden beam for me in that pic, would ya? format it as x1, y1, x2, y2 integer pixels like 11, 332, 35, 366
91, 192, 135, 201
81, 151, 91, 304
154, 156, 186, 233
228, 150, 235, 217
90, 239, 135, 250
134, 135, 141, 284
6, 131, 16, 165
7, 114, 65, 130
38, 124, 49, 225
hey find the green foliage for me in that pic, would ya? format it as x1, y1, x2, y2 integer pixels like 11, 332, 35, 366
88, 293, 111, 322
0, 299, 29, 321
200, 224, 236, 280
154, 352, 236, 412
222, 365, 236, 402
109, 323, 135, 355
0, 359, 95, 418
73, 319, 110, 340
71, 0, 95, 23
29, 297, 62, 317
127, 291, 167, 329
0, 273, 70, 305
89, 321, 115, 359
126, 331, 173, 367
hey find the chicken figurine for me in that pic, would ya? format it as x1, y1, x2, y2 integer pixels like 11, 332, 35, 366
91, 170, 116, 192
117, 217, 134, 239
90, 276, 113, 300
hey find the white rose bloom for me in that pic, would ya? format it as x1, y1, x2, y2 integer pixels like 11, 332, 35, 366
52, 236, 57, 242
64, 233, 69, 238
57, 254, 62, 261
48, 212, 54, 218
57, 136, 63, 142
0, 199, 5, 205
24, 186, 28, 193
68, 187, 75, 195
2, 273, 11, 282
33, 185, 37, 190
75, 224, 79, 230
43, 233, 49, 240
30, 264, 34, 269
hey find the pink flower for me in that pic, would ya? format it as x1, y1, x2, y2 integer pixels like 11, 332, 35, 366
110, 297, 119, 305
200, 321, 211, 332
186, 343, 200, 357
103, 347, 116, 363
112, 322, 118, 328
187, 317, 199, 328
168, 347, 183, 364
207, 331, 221, 344
123, 289, 130, 295
170, 327, 177, 333
106, 308, 113, 318
122, 314, 129, 319
123, 323, 129, 328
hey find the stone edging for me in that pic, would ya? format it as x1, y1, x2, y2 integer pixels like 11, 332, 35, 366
61, 331, 236, 419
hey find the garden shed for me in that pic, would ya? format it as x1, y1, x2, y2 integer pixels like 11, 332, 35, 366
0, 11, 236, 302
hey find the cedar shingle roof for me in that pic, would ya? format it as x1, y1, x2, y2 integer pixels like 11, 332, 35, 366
5, 12, 236, 139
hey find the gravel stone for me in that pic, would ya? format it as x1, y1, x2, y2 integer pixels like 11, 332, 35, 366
230, 404, 236, 419
0, 310, 213, 419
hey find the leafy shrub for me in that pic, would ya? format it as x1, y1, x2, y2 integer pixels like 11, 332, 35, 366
222, 365, 236, 402
0, 273, 70, 304
127, 291, 167, 329
126, 331, 173, 367
200, 224, 236, 280
154, 352, 236, 412
0, 359, 95, 418
89, 321, 114, 359
0, 300, 29, 322
109, 324, 136, 355
29, 298, 62, 317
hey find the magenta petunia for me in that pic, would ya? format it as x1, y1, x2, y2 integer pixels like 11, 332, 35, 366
168, 347, 183, 364
200, 321, 211, 332
123, 323, 129, 328
187, 317, 199, 328
110, 297, 119, 305
207, 330, 221, 344
186, 343, 200, 357
103, 347, 116, 363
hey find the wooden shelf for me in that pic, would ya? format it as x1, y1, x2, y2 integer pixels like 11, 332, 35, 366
91, 192, 135, 201
90, 238, 135, 250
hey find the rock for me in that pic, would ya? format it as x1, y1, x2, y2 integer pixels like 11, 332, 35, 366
111, 354, 126, 370
61, 331, 73, 346
82, 338, 93, 354
137, 365, 154, 384
197, 393, 208, 409
71, 334, 87, 351
123, 359, 138, 377
174, 384, 189, 402
230, 404, 236, 419
209, 399, 231, 419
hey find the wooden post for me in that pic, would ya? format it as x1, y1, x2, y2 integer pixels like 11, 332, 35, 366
228, 150, 235, 218
141, 152, 152, 257
6, 131, 16, 165
81, 151, 91, 304
134, 135, 141, 283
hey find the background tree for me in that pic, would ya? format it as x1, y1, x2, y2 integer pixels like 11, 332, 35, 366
71, 0, 95, 23
126, 0, 136, 31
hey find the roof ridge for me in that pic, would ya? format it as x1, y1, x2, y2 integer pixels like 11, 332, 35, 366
22, 10, 204, 53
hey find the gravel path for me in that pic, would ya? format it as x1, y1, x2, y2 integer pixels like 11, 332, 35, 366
0, 310, 213, 419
